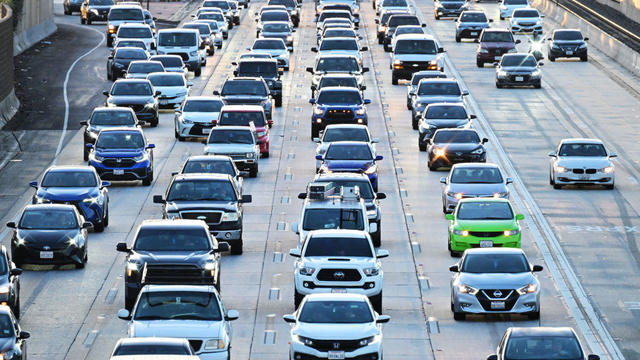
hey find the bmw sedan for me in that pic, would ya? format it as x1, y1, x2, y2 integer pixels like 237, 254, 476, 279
549, 138, 616, 189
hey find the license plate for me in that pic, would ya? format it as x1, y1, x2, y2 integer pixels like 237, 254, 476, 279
331, 288, 347, 293
202, 128, 212, 134
515, 76, 524, 82
491, 301, 505, 309
494, 56, 501, 60
580, 175, 590, 180
480, 240, 493, 248
40, 251, 53, 259
328, 351, 345, 360
113, 169, 124, 175
470, 31, 478, 36
566, 50, 573, 55
159, 99, 169, 105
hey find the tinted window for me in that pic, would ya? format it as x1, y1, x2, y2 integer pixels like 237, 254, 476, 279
325, 179, 374, 199
450, 167, 503, 183
134, 228, 210, 251
114, 344, 190, 356
158, 32, 197, 46
457, 201, 513, 220
253, 39, 286, 50
432, 130, 480, 143
237, 62, 278, 77
503, 0, 527, 4
19, 209, 78, 230
151, 56, 183, 67
460, 12, 487, 22
183, 23, 210, 35
90, 0, 114, 4
261, 11, 290, 21
268, 0, 296, 7
90, 110, 135, 126
198, 12, 224, 21
263, 23, 290, 32
207, 129, 254, 144
323, 128, 369, 142
299, 301, 373, 323
302, 209, 364, 230
221, 80, 267, 96
554, 31, 583, 41
42, 171, 97, 187
183, 99, 223, 112
204, 0, 229, 9
394, 39, 437, 54
316, 57, 359, 72
317, 90, 362, 104
319, 76, 358, 89
425, 106, 467, 119
481, 31, 514, 42
505, 336, 583, 360
305, 236, 373, 257
118, 27, 152, 38
382, 0, 407, 5
320, 39, 358, 51
325, 144, 372, 160
109, 8, 144, 21
389, 16, 420, 27
148, 74, 185, 87
319, 12, 351, 21
111, 82, 152, 95
513, 9, 539, 17
418, 82, 461, 96
219, 111, 266, 127
116, 49, 148, 59
395, 26, 424, 36
128, 62, 164, 73
558, 143, 607, 157
0, 315, 15, 338
501, 55, 537, 67
116, 41, 146, 50
134, 291, 221, 321
167, 180, 236, 202
183, 160, 235, 176
462, 253, 529, 273
411, 72, 447, 85
324, 29, 357, 38
95, 132, 145, 149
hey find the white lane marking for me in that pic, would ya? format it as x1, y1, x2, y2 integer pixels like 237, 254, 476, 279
412, 4, 625, 359
54, 24, 106, 162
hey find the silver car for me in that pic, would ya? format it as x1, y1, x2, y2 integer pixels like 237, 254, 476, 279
440, 163, 511, 213
449, 248, 543, 320
548, 138, 616, 189
250, 38, 290, 70
174, 96, 224, 140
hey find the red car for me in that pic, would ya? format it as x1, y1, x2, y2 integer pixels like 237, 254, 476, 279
476, 28, 521, 68
217, 105, 271, 157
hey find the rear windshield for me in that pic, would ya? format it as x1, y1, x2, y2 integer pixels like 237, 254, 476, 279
504, 0, 527, 4
253, 39, 286, 50
263, 23, 290, 32
462, 253, 530, 273
554, 30, 583, 41
395, 26, 424, 36
261, 11, 289, 21
109, 8, 144, 21
128, 62, 164, 73
269, 0, 296, 7
382, 0, 407, 5
183, 99, 224, 112
148, 74, 185, 87
204, 0, 229, 9
237, 62, 278, 77
198, 12, 224, 21
317, 90, 362, 104
158, 32, 197, 46
302, 209, 364, 231
323, 127, 369, 142
90, 110, 135, 126
183, 24, 210, 35
450, 167, 504, 184
395, 39, 437, 54
305, 236, 373, 257
457, 201, 513, 220
389, 16, 420, 27
219, 111, 266, 127
501, 55, 537, 67
319, 12, 351, 21
151, 56, 183, 67
324, 29, 356, 38
118, 27, 152, 38
411, 72, 447, 85
425, 106, 467, 119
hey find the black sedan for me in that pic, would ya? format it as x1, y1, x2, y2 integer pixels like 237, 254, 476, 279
426, 129, 487, 170
0, 306, 29, 360
0, 246, 21, 319
63, 0, 83, 14
8, 204, 92, 269
107, 47, 149, 81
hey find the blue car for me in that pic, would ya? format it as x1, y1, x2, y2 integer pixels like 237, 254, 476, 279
309, 87, 371, 139
316, 141, 383, 191
87, 128, 155, 186
29, 166, 110, 232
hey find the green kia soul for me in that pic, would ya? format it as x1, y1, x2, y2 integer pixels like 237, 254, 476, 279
446, 198, 524, 256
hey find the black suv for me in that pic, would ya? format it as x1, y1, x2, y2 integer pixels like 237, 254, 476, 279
107, 47, 149, 81
214, 77, 274, 121
116, 219, 230, 309
0, 246, 21, 319
233, 59, 283, 107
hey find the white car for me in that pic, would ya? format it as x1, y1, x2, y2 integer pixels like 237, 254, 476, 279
376, 0, 412, 16
147, 72, 191, 108
125, 60, 165, 79
499, 0, 529, 20
150, 55, 189, 75
313, 37, 367, 65
313, 124, 378, 170
117, 285, 239, 360
548, 138, 616, 189
197, 10, 229, 39
283, 293, 390, 360
289, 230, 388, 312
175, 96, 224, 140
115, 23, 156, 54
250, 38, 290, 70
110, 337, 199, 360
510, 8, 544, 35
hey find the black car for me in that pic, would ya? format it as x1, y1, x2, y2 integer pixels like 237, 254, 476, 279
80, 107, 141, 160
8, 204, 92, 268
116, 219, 230, 309
64, 0, 84, 14
0, 306, 29, 360
104, 79, 160, 126
547, 29, 589, 62
80, 0, 114, 24
233, 59, 283, 107
426, 129, 487, 170
214, 77, 274, 121
107, 47, 149, 81
488, 327, 600, 360
0, 247, 21, 319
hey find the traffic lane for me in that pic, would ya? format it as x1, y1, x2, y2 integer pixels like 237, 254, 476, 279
427, 3, 640, 356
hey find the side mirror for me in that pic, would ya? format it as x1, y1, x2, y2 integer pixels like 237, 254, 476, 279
241, 194, 253, 203
225, 309, 239, 321
361, 85, 367, 90
445, 214, 454, 220
5, 222, 15, 229
215, 242, 231, 253
449, 265, 459, 272
462, 90, 469, 96
364, 99, 372, 105
29, 181, 38, 188
233, 70, 238, 76
583, 37, 589, 41
540, 14, 545, 17
155, 91, 162, 96
469, 114, 477, 119
153, 195, 165, 204
376, 192, 386, 199
361, 46, 368, 51
376, 315, 390, 323
506, 177, 513, 184
487, 356, 498, 360
116, 242, 130, 253
315, 154, 323, 160
374, 19, 379, 24
376, 249, 389, 258
306, 66, 314, 73
372, 138, 379, 143
609, 152, 617, 158
100, 181, 111, 188
440, 177, 447, 184
587, 355, 600, 360
538, 62, 544, 66
311, 47, 318, 52
18, 331, 30, 340
362, 67, 369, 73
298, 192, 307, 199
80, 120, 88, 126
289, 248, 301, 257
278, 70, 284, 76
309, 98, 316, 104
516, 214, 525, 221
547, 37, 552, 41
548, 151, 556, 157
213, 90, 220, 95
493, 62, 499, 67
369, 222, 378, 233
117, 309, 131, 320
481, 137, 488, 144
489, 19, 494, 22
10, 268, 22, 276
437, 47, 445, 53
532, 264, 543, 272
137, 121, 145, 126
283, 314, 296, 323
291, 222, 299, 234
515, 39, 521, 44
82, 221, 94, 229
187, 82, 194, 87
103, 90, 109, 96
375, 155, 383, 161
147, 144, 155, 149
422, 23, 427, 27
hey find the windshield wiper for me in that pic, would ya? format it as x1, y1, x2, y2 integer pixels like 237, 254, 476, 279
134, 315, 167, 320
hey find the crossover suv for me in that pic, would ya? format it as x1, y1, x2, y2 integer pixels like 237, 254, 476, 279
547, 29, 589, 61
260, 21, 295, 50
510, 8, 544, 35
107, 47, 149, 81
0, 246, 21, 318
110, 338, 198, 359
125, 60, 165, 79
233, 59, 283, 108
496, 53, 543, 88
549, 138, 616, 189
314, 124, 377, 169
310, 87, 371, 139
476, 29, 520, 68
391, 34, 445, 85
250, 38, 290, 70
317, 141, 383, 191
177, 155, 243, 194
406, 70, 447, 109
382, 14, 423, 51
81, 107, 141, 160
440, 163, 512, 213
64, 0, 84, 14
0, 306, 29, 360
455, 10, 491, 42
426, 128, 488, 169
106, 5, 145, 47
417, 103, 475, 143
218, 105, 271, 157
499, 0, 529, 19
80, 0, 114, 24
147, 72, 191, 108
434, 0, 468, 19
114, 23, 155, 54
104, 79, 159, 126
215, 77, 274, 121
204, 126, 261, 178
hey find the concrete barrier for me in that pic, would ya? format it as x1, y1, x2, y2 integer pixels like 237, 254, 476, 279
0, 4, 18, 128
532, 0, 640, 76
13, 0, 57, 56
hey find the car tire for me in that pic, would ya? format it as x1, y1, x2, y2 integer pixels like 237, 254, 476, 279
93, 221, 105, 233
64, 7, 71, 15
384, 44, 390, 52
125, 294, 136, 311
311, 125, 320, 140
370, 292, 382, 314
580, 54, 588, 62
429, 163, 438, 171
262, 151, 269, 158
75, 253, 86, 269
442, 203, 447, 214
412, 117, 419, 130
294, 289, 304, 309
496, 82, 503, 88
87, 18, 92, 25
418, 141, 426, 152
249, 164, 258, 178
377, 36, 383, 45
476, 59, 483, 68
142, 171, 153, 186
606, 183, 615, 190
534, 81, 542, 89
195, 66, 202, 77
372, 220, 381, 247
275, 95, 283, 107
103, 203, 109, 227
208, 48, 215, 56
500, 15, 504, 20
407, 100, 411, 110
231, 240, 243, 255
13, 293, 20, 320
217, 43, 223, 49
392, 74, 398, 85
527, 311, 540, 320
453, 311, 466, 320
81, 16, 85, 24
553, 184, 562, 189
83, 144, 89, 161
548, 55, 555, 62
435, 14, 440, 20
455, 35, 461, 43
151, 116, 158, 127
549, 173, 555, 185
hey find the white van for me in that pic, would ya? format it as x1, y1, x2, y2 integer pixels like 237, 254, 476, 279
156, 29, 204, 76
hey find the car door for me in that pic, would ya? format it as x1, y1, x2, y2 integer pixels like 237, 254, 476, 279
6, 252, 18, 307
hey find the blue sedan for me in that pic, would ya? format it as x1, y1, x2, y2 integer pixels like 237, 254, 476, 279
310, 87, 371, 139
316, 141, 383, 191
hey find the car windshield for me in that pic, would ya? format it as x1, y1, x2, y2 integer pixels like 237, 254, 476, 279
554, 31, 583, 41
207, 129, 254, 144
220, 111, 266, 127
237, 62, 278, 77
320, 39, 358, 51
204, 0, 229, 9
319, 12, 351, 21
319, 77, 358, 88
317, 90, 362, 104
148, 74, 185, 87
302, 209, 364, 230
460, 12, 487, 22
383, 0, 407, 5
183, 99, 223, 112
116, 49, 148, 60
324, 29, 356, 38
263, 23, 290, 32
323, 128, 369, 142
450, 167, 504, 183
481, 31, 514, 42
184, 24, 210, 35
558, 143, 607, 156
134, 291, 221, 321
42, 171, 97, 187
90, 0, 113, 4
433, 130, 480, 143
167, 180, 237, 202
158, 32, 196, 46
19, 209, 78, 230
462, 253, 530, 273
113, 343, 190, 356
111, 82, 152, 95
109, 9, 144, 21
425, 106, 467, 119
134, 228, 210, 251
505, 336, 583, 359
240, 53, 271, 59
0, 315, 15, 338
253, 39, 286, 50
90, 110, 135, 126
95, 132, 145, 149
389, 16, 420, 27
504, 0, 527, 4
183, 160, 235, 176
514, 9, 538, 17
395, 39, 437, 54
325, 180, 374, 199
316, 57, 359, 72
457, 201, 513, 220
269, 0, 296, 7
261, 12, 289, 21
199, 12, 224, 21
305, 236, 372, 257
129, 62, 164, 73
418, 82, 460, 95
151, 56, 183, 67
325, 144, 372, 160
299, 301, 373, 323
222, 81, 267, 96
501, 55, 537, 67
118, 27, 152, 38
396, 27, 423, 35
411, 72, 447, 85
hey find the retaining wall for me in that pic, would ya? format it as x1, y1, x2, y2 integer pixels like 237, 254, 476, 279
0, 4, 19, 127
13, 0, 56, 55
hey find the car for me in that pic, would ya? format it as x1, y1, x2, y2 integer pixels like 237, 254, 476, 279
228, 1, 240, 25
238, 52, 273, 60
112, 39, 150, 55
318, 141, 383, 191
391, 34, 445, 85
495, 53, 543, 88
233, 59, 283, 108
176, 155, 244, 194
250, 38, 290, 71
313, 37, 368, 65
313, 73, 362, 98
0, 306, 29, 360
104, 79, 160, 126
418, 104, 474, 143
114, 23, 155, 54
255, 10, 292, 37
0, 247, 21, 318
476, 28, 520, 68
547, 28, 589, 61
390, 24, 425, 50
283, 293, 390, 360
194, 20, 225, 49
260, 21, 295, 50
116, 219, 229, 309
183, 22, 217, 55
106, 5, 146, 47
218, 105, 271, 157
425, 128, 488, 169
410, 78, 468, 129
487, 327, 601, 360
156, 29, 204, 76
306, 54, 369, 92
375, 9, 408, 44
204, 126, 261, 178
143, 9, 155, 30
434, 0, 468, 19
267, 0, 300, 26
175, 96, 224, 140
196, 11, 229, 39
107, 47, 149, 81
202, 0, 234, 25
406, 70, 447, 109
449, 248, 542, 320
510, 8, 544, 35
147, 72, 191, 109
499, 0, 529, 19
313, 124, 378, 169
80, 0, 114, 24
125, 60, 165, 79
317, 10, 355, 30
289, 230, 388, 311
8, 204, 91, 268
455, 10, 492, 42
310, 87, 371, 139
317, 27, 359, 46
81, 107, 141, 160
29, 166, 110, 231
548, 138, 616, 189
376, 0, 411, 15
446, 198, 524, 256
87, 128, 155, 185
110, 337, 198, 359
215, 77, 274, 121
117, 285, 238, 359
440, 163, 512, 213
150, 54, 188, 74
317, 18, 355, 36
64, 0, 84, 14
317, 3, 359, 27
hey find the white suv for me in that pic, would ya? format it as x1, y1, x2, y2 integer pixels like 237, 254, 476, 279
289, 230, 389, 312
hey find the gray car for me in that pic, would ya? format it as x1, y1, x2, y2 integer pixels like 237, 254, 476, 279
260, 21, 295, 50
406, 70, 447, 110
455, 10, 492, 42
411, 79, 468, 129
495, 53, 543, 88
449, 248, 543, 320
440, 163, 512, 213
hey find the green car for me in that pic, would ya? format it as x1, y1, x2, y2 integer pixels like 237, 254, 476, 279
446, 198, 524, 256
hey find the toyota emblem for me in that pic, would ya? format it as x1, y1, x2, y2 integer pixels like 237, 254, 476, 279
493, 290, 503, 297
333, 342, 340, 350
43, 246, 50, 251
333, 271, 345, 280
455, 152, 462, 156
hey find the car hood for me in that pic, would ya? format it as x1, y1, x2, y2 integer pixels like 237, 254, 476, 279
253, 49, 287, 57
165, 201, 238, 213
394, 54, 439, 61
512, 17, 541, 23
556, 157, 611, 168
459, 272, 535, 288
319, 50, 361, 58
301, 256, 377, 266
37, 187, 99, 201
131, 319, 222, 338
415, 95, 463, 104
432, 142, 483, 152
552, 40, 584, 46
481, 42, 516, 49
154, 86, 187, 96
89, 124, 136, 133
109, 95, 154, 105
205, 143, 255, 153
132, 250, 211, 264
113, 58, 136, 66
424, 119, 469, 128
293, 323, 378, 340
454, 219, 517, 230
17, 229, 80, 245
501, 66, 537, 73
183, 112, 220, 123
324, 160, 373, 171
95, 148, 144, 157
447, 182, 507, 195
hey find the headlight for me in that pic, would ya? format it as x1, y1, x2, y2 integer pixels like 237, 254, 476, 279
299, 266, 315, 276
67, 234, 84, 247
286, 35, 293, 42
493, 191, 509, 198
296, 335, 314, 346
181, 116, 193, 124
355, 107, 366, 115
82, 194, 103, 204
457, 284, 479, 295
504, 229, 520, 236
204, 261, 216, 271
204, 339, 226, 350
190, 51, 198, 56
221, 212, 239, 222
144, 102, 156, 109
133, 153, 147, 162
359, 335, 377, 346
35, 196, 52, 204
579, 43, 587, 48
363, 266, 380, 276
167, 213, 180, 219
602, 166, 614, 173
246, 152, 254, 158
364, 164, 377, 175
314, 108, 324, 115
479, 47, 489, 53
470, 148, 484, 155
446, 192, 463, 200
1, 350, 15, 359
555, 165, 567, 173
108, 24, 116, 33
434, 148, 446, 157
497, 70, 508, 79
531, 69, 541, 78
507, 48, 517, 53
127, 261, 140, 277
516, 283, 537, 295
452, 229, 469, 236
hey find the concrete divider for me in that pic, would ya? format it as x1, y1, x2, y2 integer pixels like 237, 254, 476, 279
13, 0, 57, 56
0, 4, 18, 128
532, 0, 640, 76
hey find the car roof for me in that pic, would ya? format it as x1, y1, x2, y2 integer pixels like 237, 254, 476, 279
46, 165, 96, 173
139, 219, 209, 229
221, 105, 264, 112
509, 327, 577, 338
186, 155, 233, 162
129, 60, 163, 65
463, 248, 525, 256
451, 162, 500, 169
151, 54, 183, 60
0, 306, 13, 317
395, 33, 436, 41
483, 28, 511, 33
226, 76, 264, 82
184, 96, 223, 102
92, 106, 135, 113
317, 54, 359, 60
413, 70, 446, 77
305, 293, 368, 302
316, 172, 371, 181
98, 127, 144, 133
426, 102, 466, 108
111, 5, 143, 9
115, 337, 190, 346
418, 78, 458, 84
157, 28, 199, 34
554, 28, 581, 33
262, 20, 291, 25
307, 229, 370, 239
173, 173, 232, 181
433, 128, 478, 135
212, 125, 253, 131
115, 46, 147, 53
24, 203, 77, 211
118, 22, 151, 28
140, 284, 218, 293
324, 124, 368, 130
237, 58, 278, 64
321, 36, 357, 42
147, 71, 183, 78
560, 138, 603, 145
460, 10, 486, 14
113, 78, 151, 84
327, 140, 369, 147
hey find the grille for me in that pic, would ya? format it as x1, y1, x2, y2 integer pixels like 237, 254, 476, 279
214, 153, 247, 161
490, 48, 506, 55
169, 52, 189, 61
224, 98, 263, 105
476, 289, 519, 311
325, 109, 354, 121
189, 123, 214, 135
102, 158, 136, 168
307, 339, 365, 352
316, 268, 361, 281
188, 340, 203, 352
572, 169, 583, 174
586, 169, 597, 174
180, 211, 222, 224
442, 3, 462, 9
402, 61, 435, 71
469, 231, 503, 238
518, 22, 536, 26
142, 263, 211, 285
293, 353, 380, 360
509, 74, 530, 81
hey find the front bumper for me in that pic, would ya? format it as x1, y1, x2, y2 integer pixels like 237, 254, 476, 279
477, 51, 511, 63
312, 114, 368, 129
496, 75, 540, 87
90, 160, 151, 181
295, 274, 382, 298
457, 28, 484, 38
291, 339, 382, 360
429, 151, 486, 167
450, 233, 521, 252
177, 121, 216, 138
87, 11, 109, 21
12, 243, 85, 265
436, 7, 464, 17
549, 46, 587, 58
453, 290, 540, 315
392, 65, 439, 80
511, 24, 543, 34
554, 171, 613, 185
158, 94, 187, 107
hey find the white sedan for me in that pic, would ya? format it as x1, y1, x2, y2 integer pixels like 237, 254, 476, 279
548, 138, 616, 189
147, 72, 191, 109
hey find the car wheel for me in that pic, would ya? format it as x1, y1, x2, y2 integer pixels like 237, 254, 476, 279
476, 59, 483, 68
370, 292, 382, 314
294, 289, 304, 309
549, 172, 555, 185
435, 14, 440, 20
455, 35, 461, 43
81, 16, 85, 24
93, 220, 105, 233
208, 48, 215, 56
311, 125, 320, 140
548, 55, 555, 62
553, 184, 562, 189
527, 311, 540, 320
442, 203, 447, 214
275, 96, 283, 107
262, 151, 269, 158
83, 144, 89, 161
231, 240, 243, 255
496, 82, 503, 88
606, 183, 615, 190
87, 18, 92, 25
75, 255, 86, 269
249, 165, 258, 178
499, 15, 504, 20
453, 311, 466, 320
384, 44, 390, 52
391, 74, 399, 85
580, 55, 588, 62
534, 81, 542, 89
64, 7, 71, 15
215, 271, 221, 291
151, 116, 158, 127
418, 140, 426, 152
195, 66, 202, 77
142, 171, 153, 186
377, 36, 383, 45
372, 220, 381, 247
